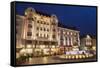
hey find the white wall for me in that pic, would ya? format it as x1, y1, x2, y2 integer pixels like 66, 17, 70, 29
0, 0, 99, 68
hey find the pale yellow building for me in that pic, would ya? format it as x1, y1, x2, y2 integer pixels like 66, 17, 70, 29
16, 7, 80, 56
80, 35, 96, 52
58, 24, 80, 53
16, 7, 58, 56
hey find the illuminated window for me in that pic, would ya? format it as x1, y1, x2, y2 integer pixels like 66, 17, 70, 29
67, 32, 69, 35
28, 24, 32, 28
63, 31, 65, 34
71, 32, 73, 35
27, 44, 32, 48
27, 32, 32, 36
33, 45, 35, 48
86, 39, 92, 46
52, 45, 55, 48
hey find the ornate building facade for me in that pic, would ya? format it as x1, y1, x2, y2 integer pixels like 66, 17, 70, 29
16, 7, 80, 56
58, 26, 80, 53
80, 35, 96, 52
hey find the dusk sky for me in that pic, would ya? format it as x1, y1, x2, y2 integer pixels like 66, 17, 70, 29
15, 2, 97, 36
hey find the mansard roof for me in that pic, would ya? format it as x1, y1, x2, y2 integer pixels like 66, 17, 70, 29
36, 10, 51, 17
80, 34, 96, 39
58, 22, 79, 31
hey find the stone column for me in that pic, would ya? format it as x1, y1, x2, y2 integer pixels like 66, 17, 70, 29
77, 33, 80, 46
67, 36, 70, 46
71, 37, 73, 46
63, 36, 66, 46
